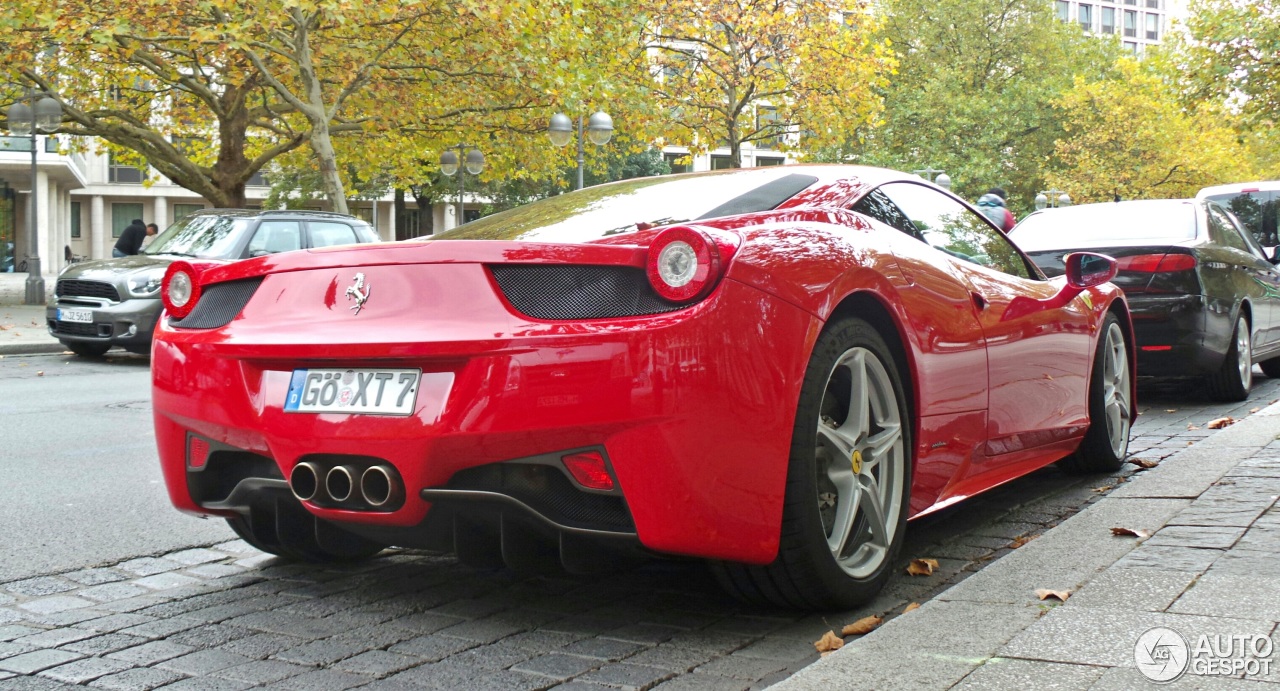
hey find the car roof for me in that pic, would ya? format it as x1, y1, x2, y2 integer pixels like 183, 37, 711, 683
188, 209, 366, 222
1196, 181, 1280, 198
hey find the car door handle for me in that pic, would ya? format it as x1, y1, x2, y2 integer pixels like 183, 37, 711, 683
971, 292, 988, 310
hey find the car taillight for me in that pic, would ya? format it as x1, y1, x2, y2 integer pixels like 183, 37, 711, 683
1116, 253, 1197, 273
562, 451, 614, 491
162, 261, 203, 319
646, 226, 729, 303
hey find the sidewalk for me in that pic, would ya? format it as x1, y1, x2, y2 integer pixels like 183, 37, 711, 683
779, 400, 1280, 690
0, 273, 64, 355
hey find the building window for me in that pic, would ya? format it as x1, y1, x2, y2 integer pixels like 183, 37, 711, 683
1101, 7, 1115, 33
1145, 0, 1159, 7
246, 171, 267, 187
353, 207, 373, 223
1078, 4, 1092, 30
70, 201, 81, 239
1124, 41, 1139, 54
1124, 10, 1137, 37
710, 155, 735, 170
755, 157, 784, 167
1123, 0, 1136, 5
756, 106, 784, 149
111, 203, 144, 238
663, 152, 691, 174
108, 152, 144, 184
1055, 0, 1070, 20
1145, 13, 1159, 39
173, 204, 204, 224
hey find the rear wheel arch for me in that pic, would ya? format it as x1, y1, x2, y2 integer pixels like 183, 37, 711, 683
826, 291, 917, 430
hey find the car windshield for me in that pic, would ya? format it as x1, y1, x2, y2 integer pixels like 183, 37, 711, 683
143, 215, 252, 259
433, 169, 818, 243
1010, 202, 1197, 252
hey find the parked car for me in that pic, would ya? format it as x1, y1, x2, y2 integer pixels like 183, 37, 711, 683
152, 166, 1135, 610
47, 209, 378, 357
1197, 180, 1280, 253
1010, 199, 1280, 401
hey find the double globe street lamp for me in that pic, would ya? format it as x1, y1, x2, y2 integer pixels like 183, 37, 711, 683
1035, 189, 1072, 210
439, 146, 484, 228
7, 90, 62, 305
911, 167, 952, 191
549, 111, 613, 190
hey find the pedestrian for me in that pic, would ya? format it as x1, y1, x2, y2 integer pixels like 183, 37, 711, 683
112, 218, 148, 257
975, 187, 1016, 232
142, 223, 160, 249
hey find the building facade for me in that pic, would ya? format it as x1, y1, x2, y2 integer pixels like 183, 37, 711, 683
1053, 0, 1189, 54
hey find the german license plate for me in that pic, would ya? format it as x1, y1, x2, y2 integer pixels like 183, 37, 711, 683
284, 368, 422, 416
57, 308, 93, 323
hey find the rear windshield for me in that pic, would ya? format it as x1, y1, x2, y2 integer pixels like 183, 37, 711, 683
1010, 202, 1196, 252
144, 215, 252, 259
433, 170, 818, 243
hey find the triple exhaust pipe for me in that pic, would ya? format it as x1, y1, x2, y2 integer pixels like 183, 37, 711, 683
289, 462, 404, 510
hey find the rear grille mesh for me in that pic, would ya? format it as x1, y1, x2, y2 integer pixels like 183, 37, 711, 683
171, 278, 263, 330
489, 265, 684, 320
56, 279, 120, 302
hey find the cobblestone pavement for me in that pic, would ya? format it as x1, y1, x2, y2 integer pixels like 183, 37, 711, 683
1, 375, 1277, 691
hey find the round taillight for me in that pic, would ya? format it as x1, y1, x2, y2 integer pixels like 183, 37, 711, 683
162, 261, 203, 319
646, 226, 723, 303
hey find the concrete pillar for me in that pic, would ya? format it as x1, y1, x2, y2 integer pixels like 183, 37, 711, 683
35, 171, 51, 277
153, 196, 168, 231
385, 200, 396, 242
90, 195, 105, 260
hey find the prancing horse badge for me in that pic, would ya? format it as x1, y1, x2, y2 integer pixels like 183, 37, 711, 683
345, 273, 370, 315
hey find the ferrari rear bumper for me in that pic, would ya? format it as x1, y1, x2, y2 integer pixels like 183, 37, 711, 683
153, 267, 819, 564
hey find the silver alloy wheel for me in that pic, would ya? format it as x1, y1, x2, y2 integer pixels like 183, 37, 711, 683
814, 347, 905, 579
1235, 316, 1252, 391
1101, 321, 1132, 457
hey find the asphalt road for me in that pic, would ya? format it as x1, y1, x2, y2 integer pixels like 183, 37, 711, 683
0, 352, 1278, 688
0, 351, 232, 582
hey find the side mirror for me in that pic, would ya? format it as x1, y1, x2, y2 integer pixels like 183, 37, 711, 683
1065, 252, 1117, 288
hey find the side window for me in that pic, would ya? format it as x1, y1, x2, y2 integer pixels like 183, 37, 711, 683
246, 221, 302, 256
878, 182, 1035, 280
1207, 203, 1263, 258
851, 188, 923, 241
308, 221, 359, 249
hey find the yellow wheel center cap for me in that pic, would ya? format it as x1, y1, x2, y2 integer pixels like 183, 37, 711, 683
851, 450, 863, 474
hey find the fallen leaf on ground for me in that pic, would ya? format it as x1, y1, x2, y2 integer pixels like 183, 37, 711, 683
902, 602, 921, 614
1165, 409, 1178, 413
35, 371, 43, 377
1207, 417, 1235, 429
1111, 527, 1151, 538
0, 324, 8, 330
814, 630, 844, 653
1092, 485, 1111, 493
61, 351, 72, 355
1129, 458, 1158, 469
1009, 535, 1037, 548
1250, 407, 1260, 414
1187, 424, 1200, 430
906, 558, 940, 576
841, 615, 883, 637
1035, 588, 1071, 602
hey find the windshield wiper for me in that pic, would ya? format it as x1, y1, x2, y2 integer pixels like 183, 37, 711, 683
151, 250, 198, 257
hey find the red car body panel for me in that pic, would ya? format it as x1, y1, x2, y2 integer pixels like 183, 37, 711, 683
152, 166, 1135, 566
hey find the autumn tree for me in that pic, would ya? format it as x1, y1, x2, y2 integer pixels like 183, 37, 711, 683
831, 0, 1118, 212
1174, 0, 1280, 126
1046, 58, 1256, 203
642, 0, 894, 168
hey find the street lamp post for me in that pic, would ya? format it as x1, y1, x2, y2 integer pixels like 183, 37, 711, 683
439, 145, 484, 228
911, 167, 952, 191
549, 112, 613, 190
6, 89, 61, 305
1035, 189, 1072, 210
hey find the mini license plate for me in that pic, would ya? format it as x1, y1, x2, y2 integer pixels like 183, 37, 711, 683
284, 368, 422, 416
57, 308, 93, 323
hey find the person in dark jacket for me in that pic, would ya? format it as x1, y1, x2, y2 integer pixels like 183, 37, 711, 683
112, 219, 150, 257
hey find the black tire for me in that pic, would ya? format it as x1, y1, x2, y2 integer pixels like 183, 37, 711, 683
1206, 313, 1252, 402
1060, 313, 1131, 474
64, 341, 111, 358
712, 316, 912, 610
1259, 357, 1280, 379
227, 497, 386, 562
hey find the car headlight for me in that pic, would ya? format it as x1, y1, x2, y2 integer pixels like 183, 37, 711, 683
126, 271, 165, 297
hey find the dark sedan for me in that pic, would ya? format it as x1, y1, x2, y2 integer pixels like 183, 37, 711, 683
1011, 199, 1280, 401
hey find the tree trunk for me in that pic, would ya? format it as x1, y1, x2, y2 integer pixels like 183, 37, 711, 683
412, 188, 435, 236
394, 188, 407, 240
292, 9, 349, 215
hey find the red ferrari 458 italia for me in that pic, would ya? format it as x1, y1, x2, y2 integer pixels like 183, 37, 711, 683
153, 166, 1136, 609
